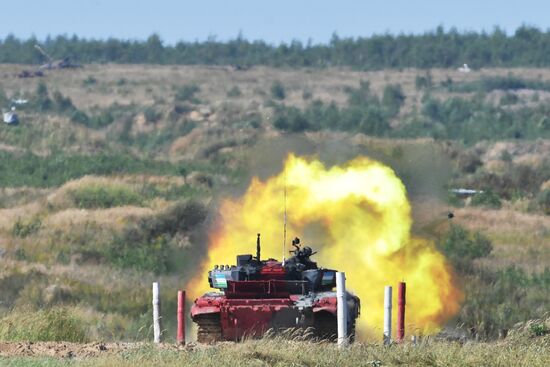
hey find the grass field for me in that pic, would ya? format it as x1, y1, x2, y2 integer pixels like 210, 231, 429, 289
0, 326, 549, 367
0, 64, 549, 351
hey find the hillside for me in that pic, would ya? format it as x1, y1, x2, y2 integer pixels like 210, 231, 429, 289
0, 64, 548, 344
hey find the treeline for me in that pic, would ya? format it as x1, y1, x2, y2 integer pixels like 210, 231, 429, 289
4, 26, 550, 68
270, 79, 550, 143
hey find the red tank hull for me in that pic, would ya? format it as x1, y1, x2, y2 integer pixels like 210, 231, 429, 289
190, 239, 360, 343
191, 287, 341, 341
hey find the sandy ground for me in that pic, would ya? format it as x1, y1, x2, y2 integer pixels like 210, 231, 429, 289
0, 341, 195, 358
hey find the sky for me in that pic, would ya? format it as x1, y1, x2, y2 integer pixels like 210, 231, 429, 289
1, 0, 549, 45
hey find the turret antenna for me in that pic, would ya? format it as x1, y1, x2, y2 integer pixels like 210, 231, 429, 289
256, 233, 261, 261
282, 169, 287, 265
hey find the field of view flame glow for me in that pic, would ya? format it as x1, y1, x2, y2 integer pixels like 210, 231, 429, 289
188, 154, 463, 340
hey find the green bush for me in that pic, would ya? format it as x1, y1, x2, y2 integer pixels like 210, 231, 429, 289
175, 84, 200, 103
11, 216, 42, 238
70, 103, 133, 129
382, 84, 405, 117
273, 108, 310, 132
458, 266, 550, 339
345, 80, 378, 106
500, 93, 519, 105
0, 87, 8, 106
0, 151, 183, 188
471, 189, 502, 209
82, 75, 97, 86
107, 235, 172, 274
69, 184, 143, 209
105, 200, 208, 273
0, 308, 88, 342
537, 189, 550, 215
52, 90, 75, 112
270, 81, 286, 100
70, 110, 89, 124
227, 86, 242, 97
143, 106, 161, 123
88, 110, 115, 128
32, 82, 52, 111
438, 224, 492, 272
302, 89, 313, 100
415, 73, 433, 90
530, 323, 549, 336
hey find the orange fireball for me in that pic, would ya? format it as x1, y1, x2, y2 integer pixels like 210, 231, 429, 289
188, 154, 462, 339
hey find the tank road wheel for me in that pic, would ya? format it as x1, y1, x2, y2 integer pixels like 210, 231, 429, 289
313, 312, 337, 341
195, 314, 222, 344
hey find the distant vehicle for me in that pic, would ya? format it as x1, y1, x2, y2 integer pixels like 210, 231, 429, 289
3, 107, 19, 124
16, 69, 44, 78
34, 44, 81, 70
457, 64, 471, 73
450, 188, 483, 197
11, 98, 28, 105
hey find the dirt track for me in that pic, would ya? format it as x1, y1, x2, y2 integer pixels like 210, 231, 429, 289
0, 341, 194, 358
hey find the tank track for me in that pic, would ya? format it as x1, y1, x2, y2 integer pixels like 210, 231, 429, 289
195, 314, 222, 344
313, 313, 337, 341
313, 313, 356, 342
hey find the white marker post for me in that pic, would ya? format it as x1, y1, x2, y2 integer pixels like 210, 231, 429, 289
383, 286, 392, 345
336, 272, 348, 348
152, 282, 163, 343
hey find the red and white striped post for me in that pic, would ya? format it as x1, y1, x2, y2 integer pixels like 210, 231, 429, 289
397, 282, 406, 342
177, 290, 186, 345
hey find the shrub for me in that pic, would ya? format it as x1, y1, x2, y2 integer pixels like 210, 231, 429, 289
88, 110, 115, 128
273, 107, 310, 132
69, 184, 143, 209
457, 152, 483, 173
458, 266, 550, 339
175, 84, 200, 103
107, 235, 172, 274
70, 110, 89, 124
0, 87, 8, 106
82, 75, 97, 86
0, 151, 183, 188
345, 80, 377, 106
270, 81, 286, 100
105, 200, 207, 273
500, 93, 519, 105
438, 224, 492, 272
530, 323, 549, 336
12, 216, 42, 237
382, 84, 405, 117
471, 189, 502, 209
227, 86, 242, 97
537, 189, 550, 215
52, 91, 75, 112
415, 73, 433, 90
358, 107, 391, 136
143, 106, 161, 123
32, 82, 52, 111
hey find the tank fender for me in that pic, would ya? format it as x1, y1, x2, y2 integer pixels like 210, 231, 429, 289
190, 305, 220, 318
312, 295, 337, 315
190, 294, 223, 318
312, 306, 337, 315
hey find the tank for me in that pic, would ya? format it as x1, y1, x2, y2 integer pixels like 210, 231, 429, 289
191, 234, 360, 343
